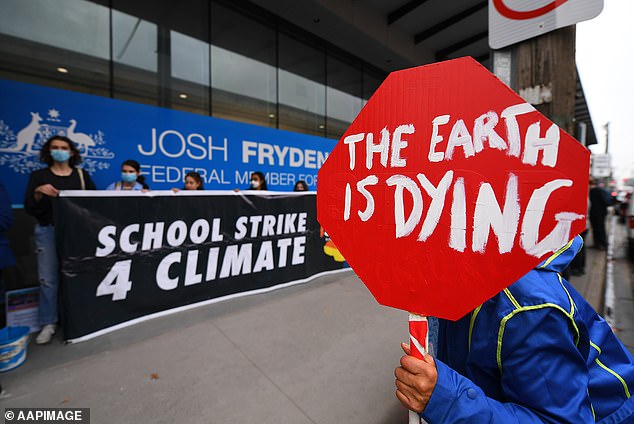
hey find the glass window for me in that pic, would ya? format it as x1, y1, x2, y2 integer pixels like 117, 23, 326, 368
278, 32, 326, 136
326, 55, 362, 139
363, 70, 385, 104
0, 0, 110, 96
164, 0, 210, 115
171, 30, 210, 115
172, 32, 209, 87
211, 2, 276, 127
110, 0, 211, 110
111, 3, 158, 106
0, 0, 390, 141
0, 0, 109, 59
112, 10, 157, 72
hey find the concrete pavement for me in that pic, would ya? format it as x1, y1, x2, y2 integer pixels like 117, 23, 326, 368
565, 214, 634, 355
604, 215, 634, 354
2, 218, 633, 422
1, 272, 410, 423
565, 214, 634, 354
567, 237, 606, 313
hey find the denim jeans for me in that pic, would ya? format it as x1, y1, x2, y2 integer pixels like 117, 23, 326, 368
34, 224, 58, 326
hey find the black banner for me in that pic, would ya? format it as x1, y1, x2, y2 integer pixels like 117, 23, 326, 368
54, 191, 347, 341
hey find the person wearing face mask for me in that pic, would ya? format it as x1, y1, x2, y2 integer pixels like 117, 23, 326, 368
249, 171, 268, 191
106, 159, 149, 191
24, 135, 95, 345
234, 171, 268, 192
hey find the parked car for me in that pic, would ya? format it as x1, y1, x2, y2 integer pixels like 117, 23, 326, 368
615, 189, 632, 224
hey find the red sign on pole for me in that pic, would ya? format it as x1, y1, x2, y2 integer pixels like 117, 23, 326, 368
317, 57, 589, 320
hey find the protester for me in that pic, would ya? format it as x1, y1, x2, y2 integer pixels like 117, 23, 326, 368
395, 236, 634, 423
249, 171, 268, 191
568, 228, 588, 276
0, 182, 13, 396
106, 159, 148, 191
569, 192, 589, 277
294, 180, 308, 192
24, 135, 95, 344
184, 171, 204, 190
173, 171, 204, 192
0, 182, 14, 280
234, 171, 268, 192
589, 177, 614, 250
0, 182, 16, 326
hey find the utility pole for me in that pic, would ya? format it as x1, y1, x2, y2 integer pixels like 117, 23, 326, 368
494, 26, 580, 178
490, 1, 604, 183
514, 26, 577, 136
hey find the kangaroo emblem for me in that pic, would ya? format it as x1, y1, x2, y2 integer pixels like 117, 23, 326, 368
11, 112, 42, 153
67, 119, 96, 154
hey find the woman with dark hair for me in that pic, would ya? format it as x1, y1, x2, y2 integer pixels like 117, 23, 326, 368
294, 180, 308, 192
107, 159, 149, 190
24, 135, 95, 344
172, 171, 204, 192
249, 171, 268, 190
184, 171, 204, 190
234, 171, 268, 192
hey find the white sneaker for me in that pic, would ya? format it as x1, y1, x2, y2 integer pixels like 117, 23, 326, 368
35, 324, 56, 344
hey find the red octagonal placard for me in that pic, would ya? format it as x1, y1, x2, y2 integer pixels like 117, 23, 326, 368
317, 57, 589, 320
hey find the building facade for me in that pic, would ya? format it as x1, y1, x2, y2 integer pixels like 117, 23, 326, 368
0, 0, 394, 141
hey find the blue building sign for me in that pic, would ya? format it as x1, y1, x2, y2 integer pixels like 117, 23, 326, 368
0, 79, 337, 205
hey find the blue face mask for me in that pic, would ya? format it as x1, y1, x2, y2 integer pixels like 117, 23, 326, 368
50, 149, 70, 163
121, 172, 138, 183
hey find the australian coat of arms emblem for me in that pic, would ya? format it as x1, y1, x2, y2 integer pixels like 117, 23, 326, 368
0, 108, 114, 174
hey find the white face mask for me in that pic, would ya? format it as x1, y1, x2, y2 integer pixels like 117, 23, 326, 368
250, 180, 260, 189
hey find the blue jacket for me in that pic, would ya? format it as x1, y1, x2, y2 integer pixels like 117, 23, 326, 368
0, 182, 16, 269
423, 236, 634, 423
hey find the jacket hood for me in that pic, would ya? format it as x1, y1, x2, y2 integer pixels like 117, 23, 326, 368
536, 235, 583, 274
